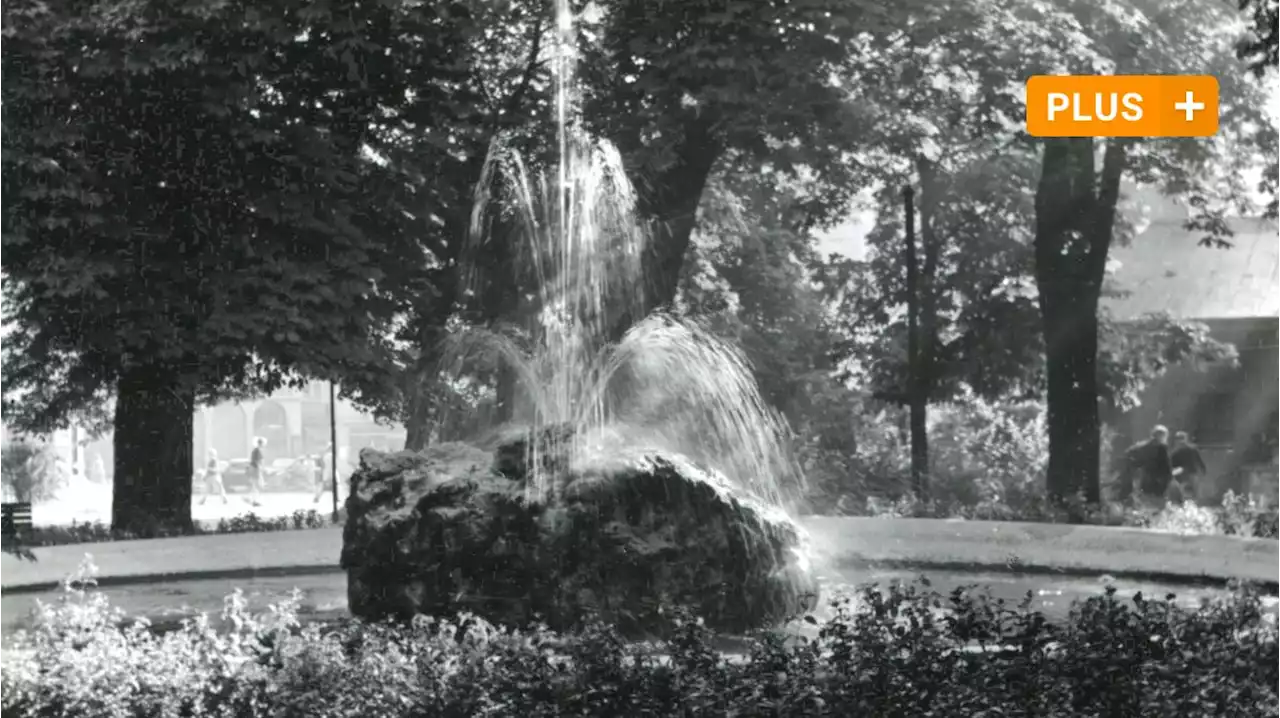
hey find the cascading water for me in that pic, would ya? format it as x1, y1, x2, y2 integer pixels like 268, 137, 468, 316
339, 0, 818, 637
443, 0, 803, 511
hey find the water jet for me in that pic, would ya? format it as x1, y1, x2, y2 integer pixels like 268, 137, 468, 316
340, 0, 817, 637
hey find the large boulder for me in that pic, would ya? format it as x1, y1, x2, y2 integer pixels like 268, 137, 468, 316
341, 433, 818, 638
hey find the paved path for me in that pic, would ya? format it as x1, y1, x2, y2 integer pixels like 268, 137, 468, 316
2, 527, 344, 592
805, 517, 1280, 586
3, 517, 1276, 593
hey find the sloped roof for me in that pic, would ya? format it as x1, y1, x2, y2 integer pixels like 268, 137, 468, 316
1103, 215, 1279, 321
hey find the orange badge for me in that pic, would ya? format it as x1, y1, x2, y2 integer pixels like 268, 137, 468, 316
1026, 75, 1219, 138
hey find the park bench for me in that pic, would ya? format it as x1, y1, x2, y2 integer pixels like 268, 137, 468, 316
1, 501, 33, 542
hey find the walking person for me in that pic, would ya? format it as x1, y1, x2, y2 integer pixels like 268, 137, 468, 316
88, 455, 107, 485
199, 449, 230, 505
1170, 431, 1207, 504
246, 437, 266, 508
313, 443, 337, 505
1121, 424, 1174, 508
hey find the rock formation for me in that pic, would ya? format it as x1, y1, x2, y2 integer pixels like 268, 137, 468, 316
341, 432, 818, 638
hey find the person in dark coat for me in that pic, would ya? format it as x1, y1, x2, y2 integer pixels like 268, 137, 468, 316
247, 436, 267, 508
1122, 425, 1173, 506
1170, 431, 1207, 503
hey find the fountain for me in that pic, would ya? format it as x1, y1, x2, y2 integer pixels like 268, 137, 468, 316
340, 0, 819, 638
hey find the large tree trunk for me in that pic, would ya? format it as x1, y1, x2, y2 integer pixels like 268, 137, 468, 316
111, 364, 196, 536
403, 291, 454, 452
1033, 137, 1126, 510
400, 20, 546, 450
642, 142, 721, 312
1040, 287, 1103, 505
403, 382, 435, 452
609, 118, 722, 341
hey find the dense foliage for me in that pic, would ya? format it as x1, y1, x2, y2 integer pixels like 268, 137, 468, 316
826, 0, 1275, 507
1, 0, 471, 533
3, 560, 1276, 717
2, 0, 1276, 530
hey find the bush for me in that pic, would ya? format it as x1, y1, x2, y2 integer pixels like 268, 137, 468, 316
5, 510, 333, 553
1147, 502, 1227, 535
808, 394, 1051, 515
850, 491, 1279, 540
925, 394, 1048, 508
1222, 490, 1280, 539
3, 558, 1276, 717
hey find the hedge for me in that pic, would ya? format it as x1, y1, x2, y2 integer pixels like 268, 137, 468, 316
2, 510, 334, 558
2, 558, 1276, 717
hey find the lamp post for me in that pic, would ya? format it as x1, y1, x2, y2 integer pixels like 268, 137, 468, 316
903, 185, 927, 501
329, 381, 339, 522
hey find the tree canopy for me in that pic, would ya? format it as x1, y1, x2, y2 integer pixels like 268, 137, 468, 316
2, 0, 1274, 527
1, 0, 475, 531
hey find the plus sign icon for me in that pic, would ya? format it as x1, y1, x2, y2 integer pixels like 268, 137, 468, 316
1174, 90, 1207, 122
1025, 75, 1220, 138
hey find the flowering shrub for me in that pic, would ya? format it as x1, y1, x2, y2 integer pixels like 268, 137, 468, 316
1147, 501, 1228, 536
1222, 490, 1280, 539
857, 491, 1141, 526
3, 558, 1276, 717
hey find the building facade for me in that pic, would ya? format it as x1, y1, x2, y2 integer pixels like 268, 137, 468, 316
15, 382, 405, 480
1104, 190, 1279, 500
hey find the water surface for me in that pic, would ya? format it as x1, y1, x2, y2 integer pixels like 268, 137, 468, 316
3, 565, 1260, 639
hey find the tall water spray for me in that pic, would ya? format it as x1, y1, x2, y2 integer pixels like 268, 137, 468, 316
443, 0, 802, 510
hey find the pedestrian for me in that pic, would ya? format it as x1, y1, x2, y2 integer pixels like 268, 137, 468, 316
313, 443, 336, 504
1170, 431, 1207, 503
88, 455, 107, 485
247, 436, 266, 508
1121, 424, 1174, 508
199, 448, 229, 505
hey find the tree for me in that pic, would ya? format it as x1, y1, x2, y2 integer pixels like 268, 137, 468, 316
575, 0, 922, 337
375, 0, 923, 449
676, 171, 857, 508
829, 0, 1054, 498
1030, 0, 1274, 507
680, 174, 845, 422
819, 0, 1070, 496
1238, 0, 1279, 76
1096, 313, 1239, 424
320, 0, 578, 450
826, 0, 1268, 512
0, 439, 62, 504
1, 0, 460, 533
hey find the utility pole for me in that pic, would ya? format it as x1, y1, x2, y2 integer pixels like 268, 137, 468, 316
329, 381, 339, 522
903, 186, 928, 500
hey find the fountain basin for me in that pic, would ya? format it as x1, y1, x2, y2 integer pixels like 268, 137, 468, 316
5, 566, 1272, 640
3, 512, 1276, 639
